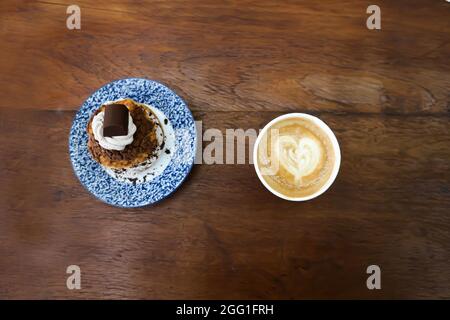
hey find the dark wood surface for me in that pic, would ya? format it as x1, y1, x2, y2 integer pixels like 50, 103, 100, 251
1, 0, 449, 299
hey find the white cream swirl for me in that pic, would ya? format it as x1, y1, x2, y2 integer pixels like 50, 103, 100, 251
92, 111, 137, 151
273, 135, 321, 185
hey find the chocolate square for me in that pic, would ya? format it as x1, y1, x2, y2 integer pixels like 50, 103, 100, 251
103, 104, 129, 137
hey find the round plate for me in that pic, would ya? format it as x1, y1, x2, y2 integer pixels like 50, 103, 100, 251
69, 78, 196, 207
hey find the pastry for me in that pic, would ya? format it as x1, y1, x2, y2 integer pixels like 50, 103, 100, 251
87, 98, 164, 170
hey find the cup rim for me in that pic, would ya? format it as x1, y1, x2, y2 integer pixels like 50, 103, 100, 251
253, 113, 341, 201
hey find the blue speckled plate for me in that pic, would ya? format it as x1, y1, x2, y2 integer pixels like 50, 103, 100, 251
69, 78, 196, 207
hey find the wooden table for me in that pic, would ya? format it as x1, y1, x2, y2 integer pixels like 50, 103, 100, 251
1, 0, 449, 299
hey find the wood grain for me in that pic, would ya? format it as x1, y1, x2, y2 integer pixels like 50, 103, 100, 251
0, 0, 449, 299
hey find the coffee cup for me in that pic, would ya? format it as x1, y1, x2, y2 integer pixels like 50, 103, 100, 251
253, 113, 341, 201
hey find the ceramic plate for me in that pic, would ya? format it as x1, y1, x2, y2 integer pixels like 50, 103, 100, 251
69, 78, 196, 207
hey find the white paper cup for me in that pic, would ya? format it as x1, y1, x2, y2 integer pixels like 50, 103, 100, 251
253, 113, 341, 201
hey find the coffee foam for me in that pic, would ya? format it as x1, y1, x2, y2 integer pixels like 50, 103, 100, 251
257, 117, 335, 198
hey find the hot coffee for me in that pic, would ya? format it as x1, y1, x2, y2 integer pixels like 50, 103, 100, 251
255, 114, 339, 200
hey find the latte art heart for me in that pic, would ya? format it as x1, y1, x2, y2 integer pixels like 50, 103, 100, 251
274, 135, 321, 184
